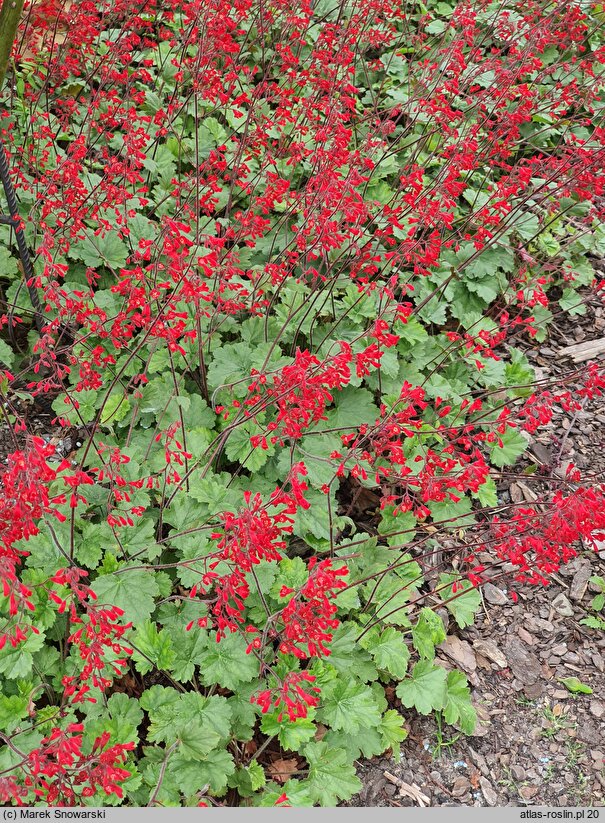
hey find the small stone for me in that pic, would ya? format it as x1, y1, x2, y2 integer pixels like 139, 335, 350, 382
484, 583, 508, 606
468, 747, 490, 777
589, 700, 604, 719
530, 441, 551, 465
384, 782, 397, 797
439, 635, 477, 673
517, 627, 535, 645
591, 750, 604, 765
504, 638, 542, 685
519, 785, 539, 802
570, 562, 592, 601
562, 652, 579, 664
511, 765, 526, 781
479, 777, 498, 807
472, 638, 507, 668
551, 643, 568, 656
592, 653, 604, 673
452, 777, 471, 798
371, 777, 387, 799
524, 682, 545, 699
552, 593, 574, 617
578, 722, 601, 747
524, 616, 555, 634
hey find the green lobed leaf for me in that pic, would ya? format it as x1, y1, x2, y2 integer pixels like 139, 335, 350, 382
198, 631, 259, 690
302, 742, 362, 806
260, 712, 317, 752
228, 760, 266, 798
395, 660, 448, 715
438, 574, 482, 629
0, 694, 29, 731
130, 620, 176, 675
321, 623, 377, 682
378, 709, 408, 756
317, 679, 382, 733
412, 608, 446, 660
558, 677, 593, 695
359, 626, 410, 679
443, 670, 477, 734
489, 427, 528, 467
0, 630, 45, 679
323, 725, 385, 761
91, 569, 160, 624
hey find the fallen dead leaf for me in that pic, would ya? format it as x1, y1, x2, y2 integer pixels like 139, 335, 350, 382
384, 772, 431, 807
314, 723, 328, 741
469, 767, 481, 790
267, 758, 299, 785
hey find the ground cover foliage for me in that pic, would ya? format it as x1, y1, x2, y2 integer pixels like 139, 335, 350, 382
0, 0, 605, 806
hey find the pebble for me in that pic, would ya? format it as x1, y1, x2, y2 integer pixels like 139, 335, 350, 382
589, 700, 604, 719
578, 721, 601, 747
479, 777, 499, 807
517, 627, 535, 645
524, 616, 555, 634
472, 638, 507, 668
562, 651, 580, 664
570, 562, 592, 601
452, 777, 471, 798
524, 682, 545, 699
519, 785, 539, 801
370, 777, 387, 800
484, 583, 509, 606
510, 765, 526, 781
552, 593, 574, 617
591, 750, 604, 765
504, 638, 542, 685
468, 747, 490, 777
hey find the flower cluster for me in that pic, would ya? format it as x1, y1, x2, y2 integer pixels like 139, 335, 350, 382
278, 559, 349, 659
28, 724, 134, 805
252, 670, 321, 722
62, 603, 133, 704
487, 485, 605, 585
